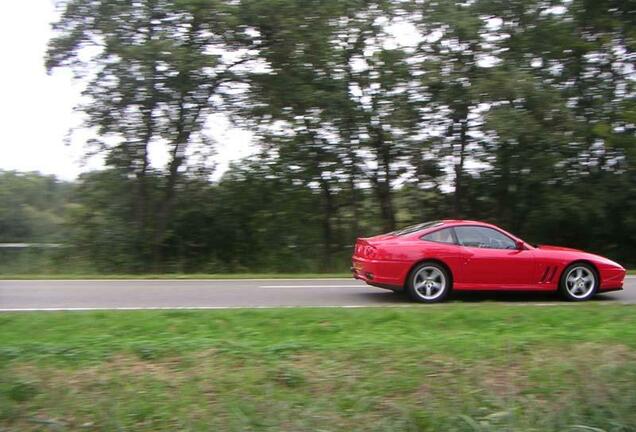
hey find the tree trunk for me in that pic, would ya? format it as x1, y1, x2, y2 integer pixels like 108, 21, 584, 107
372, 128, 396, 232
151, 19, 202, 268
319, 178, 335, 271
375, 179, 396, 232
152, 101, 189, 269
342, 29, 365, 242
453, 120, 468, 218
136, 9, 158, 271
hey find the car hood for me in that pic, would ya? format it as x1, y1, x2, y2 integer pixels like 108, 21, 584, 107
537, 245, 624, 269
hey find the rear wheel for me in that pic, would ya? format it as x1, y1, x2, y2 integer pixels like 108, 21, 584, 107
559, 263, 598, 301
407, 262, 451, 303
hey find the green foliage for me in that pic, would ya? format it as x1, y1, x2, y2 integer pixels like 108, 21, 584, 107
0, 171, 71, 243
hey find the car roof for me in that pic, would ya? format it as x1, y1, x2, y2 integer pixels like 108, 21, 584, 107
423, 220, 509, 233
440, 219, 491, 227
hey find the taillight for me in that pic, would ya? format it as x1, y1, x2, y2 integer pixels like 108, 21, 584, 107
354, 241, 378, 258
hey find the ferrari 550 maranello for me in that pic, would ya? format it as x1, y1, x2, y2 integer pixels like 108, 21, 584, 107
351, 220, 626, 303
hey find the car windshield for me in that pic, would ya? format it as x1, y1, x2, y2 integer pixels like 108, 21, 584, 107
392, 221, 442, 236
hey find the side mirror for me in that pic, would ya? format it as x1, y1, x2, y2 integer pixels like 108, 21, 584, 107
516, 240, 526, 250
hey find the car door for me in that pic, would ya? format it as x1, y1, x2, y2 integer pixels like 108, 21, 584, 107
453, 226, 536, 289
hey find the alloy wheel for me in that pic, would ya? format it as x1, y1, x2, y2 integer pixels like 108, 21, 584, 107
412, 266, 447, 301
565, 266, 596, 299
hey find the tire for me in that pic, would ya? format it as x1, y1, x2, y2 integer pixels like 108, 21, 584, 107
406, 261, 451, 303
559, 263, 598, 301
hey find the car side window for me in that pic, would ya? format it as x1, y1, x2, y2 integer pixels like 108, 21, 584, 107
455, 226, 516, 250
421, 228, 455, 244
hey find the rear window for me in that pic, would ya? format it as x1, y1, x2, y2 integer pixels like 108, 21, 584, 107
392, 221, 442, 236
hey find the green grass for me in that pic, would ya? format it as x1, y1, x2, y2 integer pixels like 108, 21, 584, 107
0, 272, 351, 280
2, 305, 636, 431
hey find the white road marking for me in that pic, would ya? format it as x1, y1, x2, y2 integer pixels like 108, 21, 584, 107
0, 278, 355, 283
259, 285, 363, 288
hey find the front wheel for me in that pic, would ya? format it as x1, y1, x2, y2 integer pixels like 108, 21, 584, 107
559, 263, 598, 301
406, 262, 451, 303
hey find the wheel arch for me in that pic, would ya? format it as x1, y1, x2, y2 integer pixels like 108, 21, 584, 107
404, 258, 454, 290
560, 259, 600, 286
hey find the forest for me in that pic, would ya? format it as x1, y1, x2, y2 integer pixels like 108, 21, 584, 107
1, 0, 634, 274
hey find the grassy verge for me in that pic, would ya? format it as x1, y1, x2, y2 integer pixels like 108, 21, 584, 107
0, 273, 351, 280
1, 305, 636, 431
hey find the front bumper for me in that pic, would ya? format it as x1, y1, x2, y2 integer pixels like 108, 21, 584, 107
599, 266, 627, 291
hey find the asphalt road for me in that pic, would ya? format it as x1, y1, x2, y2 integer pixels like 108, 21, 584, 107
1, 277, 635, 311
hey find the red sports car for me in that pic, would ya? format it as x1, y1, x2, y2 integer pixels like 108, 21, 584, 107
351, 220, 626, 302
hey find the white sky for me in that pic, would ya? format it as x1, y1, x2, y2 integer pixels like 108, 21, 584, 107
0, 1, 254, 181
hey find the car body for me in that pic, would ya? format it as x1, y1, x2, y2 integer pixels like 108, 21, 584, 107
351, 220, 626, 301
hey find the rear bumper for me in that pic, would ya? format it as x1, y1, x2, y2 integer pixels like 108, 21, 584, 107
350, 266, 399, 290
351, 257, 405, 290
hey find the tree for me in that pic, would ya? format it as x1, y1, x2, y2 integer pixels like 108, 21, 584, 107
46, 0, 259, 268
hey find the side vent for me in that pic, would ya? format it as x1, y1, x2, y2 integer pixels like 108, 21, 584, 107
540, 266, 558, 283
539, 267, 551, 283
547, 266, 557, 282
